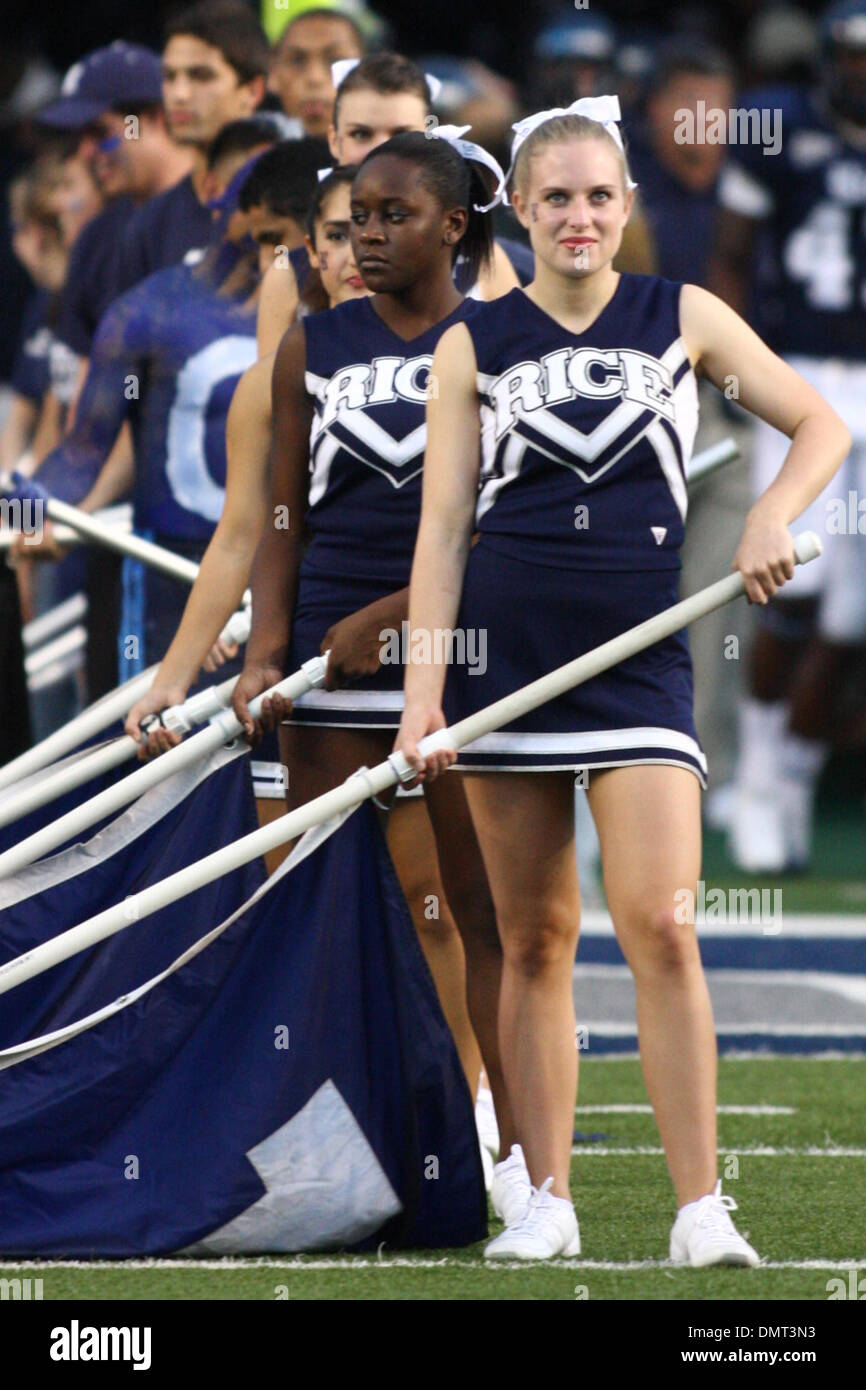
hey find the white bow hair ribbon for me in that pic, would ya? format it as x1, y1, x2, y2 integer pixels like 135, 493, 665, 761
431, 124, 507, 213
331, 59, 442, 104
479, 93, 636, 212
331, 58, 360, 89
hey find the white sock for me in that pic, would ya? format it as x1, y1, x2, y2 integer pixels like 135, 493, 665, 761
736, 698, 786, 794
781, 730, 827, 784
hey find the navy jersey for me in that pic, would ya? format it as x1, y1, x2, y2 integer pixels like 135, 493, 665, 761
37, 264, 256, 540
115, 175, 215, 297
718, 85, 866, 360
467, 276, 698, 571
303, 296, 479, 587
57, 198, 135, 357
10, 291, 54, 402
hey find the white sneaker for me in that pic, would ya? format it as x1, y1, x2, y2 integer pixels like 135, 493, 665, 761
475, 1083, 500, 1161
490, 1144, 532, 1226
670, 1181, 760, 1268
484, 1178, 580, 1261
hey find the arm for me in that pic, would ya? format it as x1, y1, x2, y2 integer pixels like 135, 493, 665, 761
256, 259, 299, 358
28, 390, 64, 468
79, 423, 135, 512
231, 325, 313, 737
0, 394, 38, 471
33, 295, 143, 504
126, 355, 275, 749
396, 323, 481, 779
680, 283, 852, 603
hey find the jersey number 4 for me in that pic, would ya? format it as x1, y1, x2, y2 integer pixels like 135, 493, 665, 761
784, 202, 864, 311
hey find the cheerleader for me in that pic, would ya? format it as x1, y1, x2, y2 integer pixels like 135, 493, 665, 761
396, 97, 850, 1261
232, 134, 522, 1192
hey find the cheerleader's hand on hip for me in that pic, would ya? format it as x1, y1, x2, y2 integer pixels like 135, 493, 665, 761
394, 701, 456, 785
733, 503, 796, 605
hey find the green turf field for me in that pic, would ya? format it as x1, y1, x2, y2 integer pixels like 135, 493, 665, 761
3, 1057, 863, 1301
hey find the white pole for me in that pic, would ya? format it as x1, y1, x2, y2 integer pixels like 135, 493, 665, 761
0, 607, 251, 794
0, 655, 327, 877
0, 531, 821, 995
42, 498, 252, 609
0, 443, 732, 795
686, 437, 739, 485
0, 503, 133, 552
0, 671, 241, 829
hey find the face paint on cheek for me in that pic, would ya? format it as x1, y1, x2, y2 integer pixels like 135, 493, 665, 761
530, 203, 539, 222
319, 251, 329, 270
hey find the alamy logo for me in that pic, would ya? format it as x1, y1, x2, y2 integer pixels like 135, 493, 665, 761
49, 1320, 152, 1371
0, 1277, 43, 1299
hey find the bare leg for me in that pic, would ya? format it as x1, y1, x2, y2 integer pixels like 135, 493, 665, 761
385, 795, 482, 1094
424, 772, 518, 1156
588, 764, 716, 1206
459, 772, 579, 1199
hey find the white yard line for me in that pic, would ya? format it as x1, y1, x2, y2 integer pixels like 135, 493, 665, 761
570, 1146, 866, 1157
575, 1104, 796, 1115
0, 1257, 864, 1273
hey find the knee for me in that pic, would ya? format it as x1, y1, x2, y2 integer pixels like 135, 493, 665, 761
624, 903, 700, 973
502, 907, 578, 979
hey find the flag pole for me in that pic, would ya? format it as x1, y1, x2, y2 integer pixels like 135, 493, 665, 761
0, 606, 251, 794
0, 670, 244, 830
685, 436, 738, 485
0, 530, 820, 997
0, 653, 328, 876
0, 438, 737, 798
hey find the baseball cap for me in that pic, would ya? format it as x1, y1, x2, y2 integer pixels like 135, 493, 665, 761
38, 42, 163, 129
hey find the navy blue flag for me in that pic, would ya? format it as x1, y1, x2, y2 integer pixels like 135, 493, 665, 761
0, 760, 486, 1253
0, 724, 143, 860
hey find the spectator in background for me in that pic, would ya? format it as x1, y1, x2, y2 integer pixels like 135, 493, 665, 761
526, 9, 618, 110
628, 41, 736, 285
36, 43, 180, 388
1, 160, 68, 476
50, 151, 103, 252
710, 0, 866, 873
30, 138, 326, 681
630, 40, 754, 798
116, 0, 270, 295
744, 5, 818, 87
269, 6, 364, 135
36, 41, 190, 705
420, 55, 519, 157
2, 156, 80, 743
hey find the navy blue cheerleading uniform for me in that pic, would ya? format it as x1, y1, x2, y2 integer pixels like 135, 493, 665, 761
287, 294, 479, 728
443, 274, 707, 785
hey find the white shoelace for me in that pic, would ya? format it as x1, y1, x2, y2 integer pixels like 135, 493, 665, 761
501, 1177, 555, 1237
693, 1189, 743, 1243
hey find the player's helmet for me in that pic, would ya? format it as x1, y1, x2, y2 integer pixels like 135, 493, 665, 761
820, 0, 866, 124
